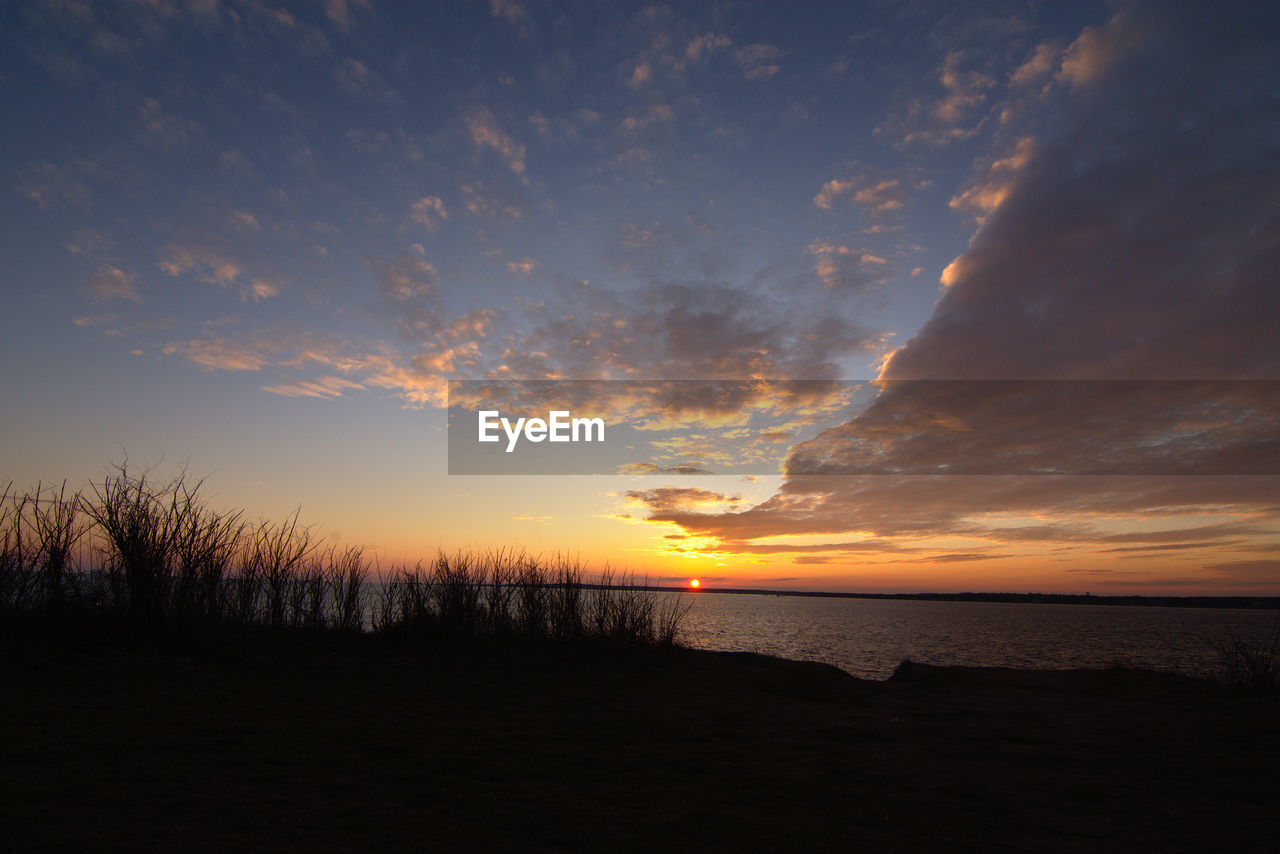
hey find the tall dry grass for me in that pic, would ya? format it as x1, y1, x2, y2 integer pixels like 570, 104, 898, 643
371, 551, 690, 648
0, 481, 88, 614
1, 463, 689, 653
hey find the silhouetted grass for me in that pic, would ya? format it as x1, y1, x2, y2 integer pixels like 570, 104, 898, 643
368, 550, 685, 650
1, 462, 689, 656
0, 481, 88, 619
1201, 615, 1280, 695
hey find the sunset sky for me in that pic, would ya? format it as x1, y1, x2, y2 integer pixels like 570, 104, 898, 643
2, 0, 1277, 593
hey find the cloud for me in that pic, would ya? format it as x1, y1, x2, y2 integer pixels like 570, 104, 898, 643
73, 314, 113, 328
464, 107, 527, 176
368, 249, 442, 335
629, 62, 652, 86
807, 242, 891, 291
947, 137, 1036, 220
931, 51, 994, 125
443, 353, 873, 484
506, 257, 537, 275
643, 2, 1280, 575
626, 487, 743, 513
440, 252, 882, 451
716, 539, 916, 557
230, 211, 260, 232
163, 337, 272, 371
461, 183, 522, 219
65, 229, 113, 256
89, 30, 131, 56
159, 244, 239, 285
482, 279, 878, 383
526, 107, 601, 145
814, 175, 905, 215
262, 375, 365, 400
489, 0, 526, 25
346, 128, 391, 154
219, 149, 254, 176
361, 248, 503, 404
1010, 42, 1059, 87
325, 0, 371, 32
87, 265, 140, 302
250, 279, 279, 300
686, 33, 731, 61
785, 381, 1280, 476
886, 50, 996, 146
1056, 8, 1149, 89
620, 104, 675, 132
734, 44, 782, 80
645, 474, 1280, 558
619, 463, 714, 476
888, 5, 1280, 383
410, 196, 448, 231
614, 147, 652, 166
158, 327, 461, 409
1198, 560, 1280, 587
621, 222, 670, 248
16, 161, 91, 210
333, 58, 396, 103
138, 98, 201, 149
158, 242, 279, 300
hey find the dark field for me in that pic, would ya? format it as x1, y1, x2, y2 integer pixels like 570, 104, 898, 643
3, 647, 1276, 852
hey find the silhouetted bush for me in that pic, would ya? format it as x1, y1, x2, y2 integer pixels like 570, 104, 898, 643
1203, 616, 1280, 695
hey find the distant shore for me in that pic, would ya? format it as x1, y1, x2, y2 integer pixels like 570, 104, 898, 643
661, 586, 1280, 610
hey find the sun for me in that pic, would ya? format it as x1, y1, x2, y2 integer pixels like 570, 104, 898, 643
690, 578, 701, 588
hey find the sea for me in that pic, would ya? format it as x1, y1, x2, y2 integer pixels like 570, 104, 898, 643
673, 592, 1279, 680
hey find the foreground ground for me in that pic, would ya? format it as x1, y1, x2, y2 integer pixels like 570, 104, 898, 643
2, 644, 1276, 852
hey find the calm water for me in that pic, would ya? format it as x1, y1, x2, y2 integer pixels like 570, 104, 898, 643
675, 593, 1278, 680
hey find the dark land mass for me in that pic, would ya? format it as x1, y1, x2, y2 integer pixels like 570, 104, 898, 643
3, 644, 1276, 852
663, 588, 1280, 610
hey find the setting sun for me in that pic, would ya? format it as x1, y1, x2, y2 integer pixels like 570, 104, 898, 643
690, 579, 701, 588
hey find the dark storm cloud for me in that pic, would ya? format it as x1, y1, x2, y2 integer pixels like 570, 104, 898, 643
653, 474, 1280, 552
886, 4, 1280, 382
645, 1, 1280, 564
785, 381, 1280, 475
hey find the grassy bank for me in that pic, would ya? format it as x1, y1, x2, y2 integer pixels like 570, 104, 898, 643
3, 646, 1277, 852
5, 466, 1280, 850
1, 465, 688, 655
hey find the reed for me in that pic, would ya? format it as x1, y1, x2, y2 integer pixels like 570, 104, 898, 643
1, 462, 690, 655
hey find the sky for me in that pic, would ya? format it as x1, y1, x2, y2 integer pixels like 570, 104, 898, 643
2, 0, 1278, 594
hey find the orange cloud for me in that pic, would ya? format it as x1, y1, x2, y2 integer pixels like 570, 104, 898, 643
262, 376, 365, 400
410, 196, 448, 231
87, 265, 139, 302
465, 107, 527, 176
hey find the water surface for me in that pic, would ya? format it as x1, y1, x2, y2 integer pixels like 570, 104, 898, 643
676, 593, 1277, 680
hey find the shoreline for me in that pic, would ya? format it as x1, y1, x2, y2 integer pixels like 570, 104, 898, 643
659, 587, 1280, 611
